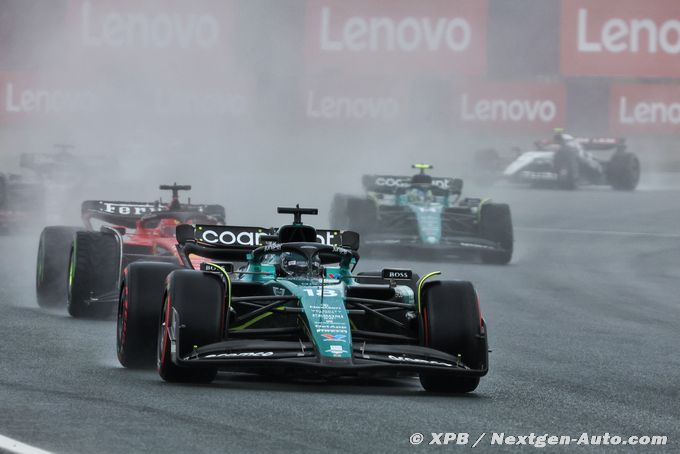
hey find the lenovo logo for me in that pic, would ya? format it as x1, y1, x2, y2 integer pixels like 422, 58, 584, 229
306, 91, 400, 121
461, 95, 557, 124
319, 7, 472, 53
577, 8, 680, 55
562, 1, 680, 77
3, 81, 97, 115
456, 82, 565, 131
610, 83, 680, 134
306, 0, 488, 75
77, 0, 221, 50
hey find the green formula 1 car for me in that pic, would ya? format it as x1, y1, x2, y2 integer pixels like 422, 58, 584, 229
116, 206, 489, 393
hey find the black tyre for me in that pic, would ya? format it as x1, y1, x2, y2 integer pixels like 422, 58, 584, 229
0, 174, 6, 208
346, 197, 378, 234
607, 151, 640, 191
36, 226, 81, 308
355, 271, 420, 295
331, 195, 378, 233
419, 280, 488, 393
117, 262, 183, 369
67, 231, 120, 318
479, 203, 513, 265
553, 148, 579, 190
157, 270, 224, 383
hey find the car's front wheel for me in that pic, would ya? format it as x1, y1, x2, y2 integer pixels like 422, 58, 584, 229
157, 270, 225, 383
419, 280, 488, 393
117, 262, 183, 368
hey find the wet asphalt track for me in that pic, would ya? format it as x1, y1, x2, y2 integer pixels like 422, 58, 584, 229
0, 184, 679, 453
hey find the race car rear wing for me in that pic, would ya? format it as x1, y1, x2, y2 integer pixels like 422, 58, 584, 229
574, 137, 626, 151
535, 137, 626, 151
81, 200, 162, 229
176, 224, 359, 262
81, 200, 226, 230
362, 175, 462, 194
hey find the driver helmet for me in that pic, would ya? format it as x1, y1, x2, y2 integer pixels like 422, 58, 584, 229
158, 218, 179, 237
407, 187, 434, 203
280, 251, 321, 278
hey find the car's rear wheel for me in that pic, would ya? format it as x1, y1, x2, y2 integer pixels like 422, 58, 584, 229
479, 203, 513, 265
67, 231, 119, 318
157, 270, 224, 383
36, 226, 80, 308
607, 151, 640, 191
419, 280, 488, 393
117, 262, 183, 368
331, 195, 378, 233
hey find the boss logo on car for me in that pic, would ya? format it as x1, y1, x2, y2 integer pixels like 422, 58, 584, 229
203, 352, 274, 358
387, 355, 453, 367
382, 269, 413, 280
199, 262, 234, 273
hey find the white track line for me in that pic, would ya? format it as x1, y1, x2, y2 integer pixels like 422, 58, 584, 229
516, 226, 680, 239
0, 434, 53, 454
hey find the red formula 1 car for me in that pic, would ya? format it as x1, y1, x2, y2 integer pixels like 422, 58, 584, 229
35, 184, 225, 318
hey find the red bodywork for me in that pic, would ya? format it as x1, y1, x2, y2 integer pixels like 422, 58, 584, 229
117, 217, 207, 268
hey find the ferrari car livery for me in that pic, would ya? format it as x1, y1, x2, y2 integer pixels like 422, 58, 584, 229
330, 164, 513, 264
116, 205, 489, 393
35, 184, 225, 318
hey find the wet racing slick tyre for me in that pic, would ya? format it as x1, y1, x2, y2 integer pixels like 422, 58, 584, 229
0, 174, 6, 209
419, 280, 488, 393
479, 203, 513, 265
67, 231, 120, 319
158, 270, 224, 383
117, 262, 183, 369
607, 151, 640, 191
332, 195, 378, 234
553, 148, 579, 190
36, 226, 81, 308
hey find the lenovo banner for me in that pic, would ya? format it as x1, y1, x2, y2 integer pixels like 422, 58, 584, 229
610, 83, 680, 135
302, 77, 409, 126
0, 72, 98, 124
65, 0, 234, 73
0, 71, 253, 124
454, 81, 566, 132
305, 0, 488, 76
561, 0, 680, 77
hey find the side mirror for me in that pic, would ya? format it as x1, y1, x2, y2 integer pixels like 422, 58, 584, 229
451, 178, 463, 195
341, 231, 360, 251
176, 224, 195, 244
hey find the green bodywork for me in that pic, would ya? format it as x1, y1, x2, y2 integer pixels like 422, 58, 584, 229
229, 259, 415, 360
